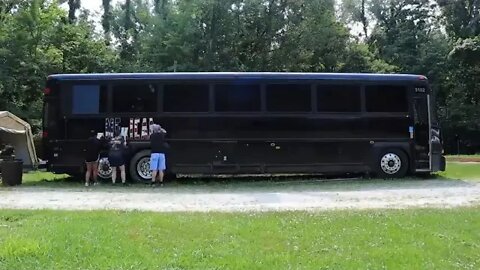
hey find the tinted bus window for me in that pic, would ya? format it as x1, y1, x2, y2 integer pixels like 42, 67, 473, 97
113, 84, 157, 112
366, 85, 407, 112
317, 85, 361, 112
72, 85, 108, 114
215, 84, 261, 112
164, 84, 209, 112
266, 84, 311, 112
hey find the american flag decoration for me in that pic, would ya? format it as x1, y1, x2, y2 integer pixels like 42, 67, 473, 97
129, 118, 134, 138
109, 118, 115, 137
105, 118, 109, 136
148, 118, 154, 135
134, 118, 140, 139
141, 118, 148, 139
114, 118, 121, 137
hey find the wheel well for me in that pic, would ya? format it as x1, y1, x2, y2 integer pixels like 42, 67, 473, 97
400, 149, 412, 173
390, 148, 410, 173
127, 147, 150, 160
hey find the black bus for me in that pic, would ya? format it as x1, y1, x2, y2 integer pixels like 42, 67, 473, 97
42, 72, 445, 182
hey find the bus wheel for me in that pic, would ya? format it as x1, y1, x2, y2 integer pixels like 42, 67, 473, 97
129, 150, 152, 183
98, 157, 113, 179
376, 149, 408, 179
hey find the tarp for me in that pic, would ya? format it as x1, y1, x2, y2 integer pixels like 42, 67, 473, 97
0, 111, 39, 167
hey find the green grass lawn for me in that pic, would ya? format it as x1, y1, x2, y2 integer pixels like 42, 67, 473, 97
439, 162, 480, 180
0, 208, 479, 269
3, 161, 480, 269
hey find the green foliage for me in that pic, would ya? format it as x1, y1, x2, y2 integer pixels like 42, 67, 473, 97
0, 0, 478, 144
339, 42, 398, 73
442, 36, 480, 132
0, 0, 114, 128
339, 0, 479, 145
437, 0, 480, 39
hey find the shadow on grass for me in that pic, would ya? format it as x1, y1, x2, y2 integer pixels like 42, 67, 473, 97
20, 171, 79, 188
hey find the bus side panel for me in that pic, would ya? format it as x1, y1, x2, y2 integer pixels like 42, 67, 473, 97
48, 141, 88, 175
167, 140, 372, 174
160, 116, 381, 174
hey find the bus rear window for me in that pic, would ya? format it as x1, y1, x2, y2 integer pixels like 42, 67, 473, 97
366, 85, 408, 112
72, 85, 107, 114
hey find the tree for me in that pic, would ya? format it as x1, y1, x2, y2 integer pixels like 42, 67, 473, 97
340, 0, 372, 39
59, 0, 81, 23
0, 0, 114, 127
437, 0, 480, 39
67, 0, 80, 23
0, 0, 478, 150
153, 0, 167, 19
436, 0, 480, 144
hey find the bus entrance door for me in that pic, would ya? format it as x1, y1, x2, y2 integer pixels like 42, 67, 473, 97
413, 93, 430, 171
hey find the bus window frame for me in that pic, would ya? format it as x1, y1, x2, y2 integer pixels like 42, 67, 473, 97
110, 80, 160, 114
62, 81, 111, 118
363, 82, 411, 114
264, 82, 314, 114
314, 81, 364, 115
213, 81, 263, 114
58, 79, 421, 120
162, 82, 211, 114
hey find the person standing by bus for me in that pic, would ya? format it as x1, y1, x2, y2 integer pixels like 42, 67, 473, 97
85, 130, 101, 187
109, 136, 127, 185
150, 124, 167, 187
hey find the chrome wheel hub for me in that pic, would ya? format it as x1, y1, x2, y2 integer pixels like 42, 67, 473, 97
380, 153, 402, 175
136, 157, 152, 180
98, 157, 112, 179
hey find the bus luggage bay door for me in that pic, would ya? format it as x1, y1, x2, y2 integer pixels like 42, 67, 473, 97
212, 140, 238, 173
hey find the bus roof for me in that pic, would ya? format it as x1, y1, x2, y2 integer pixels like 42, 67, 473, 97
48, 72, 427, 82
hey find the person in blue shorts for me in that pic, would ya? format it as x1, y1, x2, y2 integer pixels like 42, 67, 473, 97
150, 124, 167, 187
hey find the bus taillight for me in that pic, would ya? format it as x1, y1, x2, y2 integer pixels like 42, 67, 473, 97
43, 88, 51, 95
42, 131, 48, 138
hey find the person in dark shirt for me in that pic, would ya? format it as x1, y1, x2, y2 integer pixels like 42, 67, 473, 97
150, 124, 167, 186
85, 130, 101, 187
109, 136, 127, 185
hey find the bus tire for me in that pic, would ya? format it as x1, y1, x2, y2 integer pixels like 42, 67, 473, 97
376, 149, 408, 179
129, 150, 152, 183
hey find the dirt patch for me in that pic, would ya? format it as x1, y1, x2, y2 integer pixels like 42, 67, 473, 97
0, 179, 479, 212
447, 157, 480, 163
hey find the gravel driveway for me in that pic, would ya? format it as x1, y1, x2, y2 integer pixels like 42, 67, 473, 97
1, 179, 479, 212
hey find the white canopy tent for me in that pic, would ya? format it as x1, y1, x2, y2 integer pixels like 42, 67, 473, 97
0, 111, 39, 167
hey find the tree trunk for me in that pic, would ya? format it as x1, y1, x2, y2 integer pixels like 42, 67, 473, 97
68, 0, 80, 24
361, 0, 368, 39
102, 0, 112, 45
